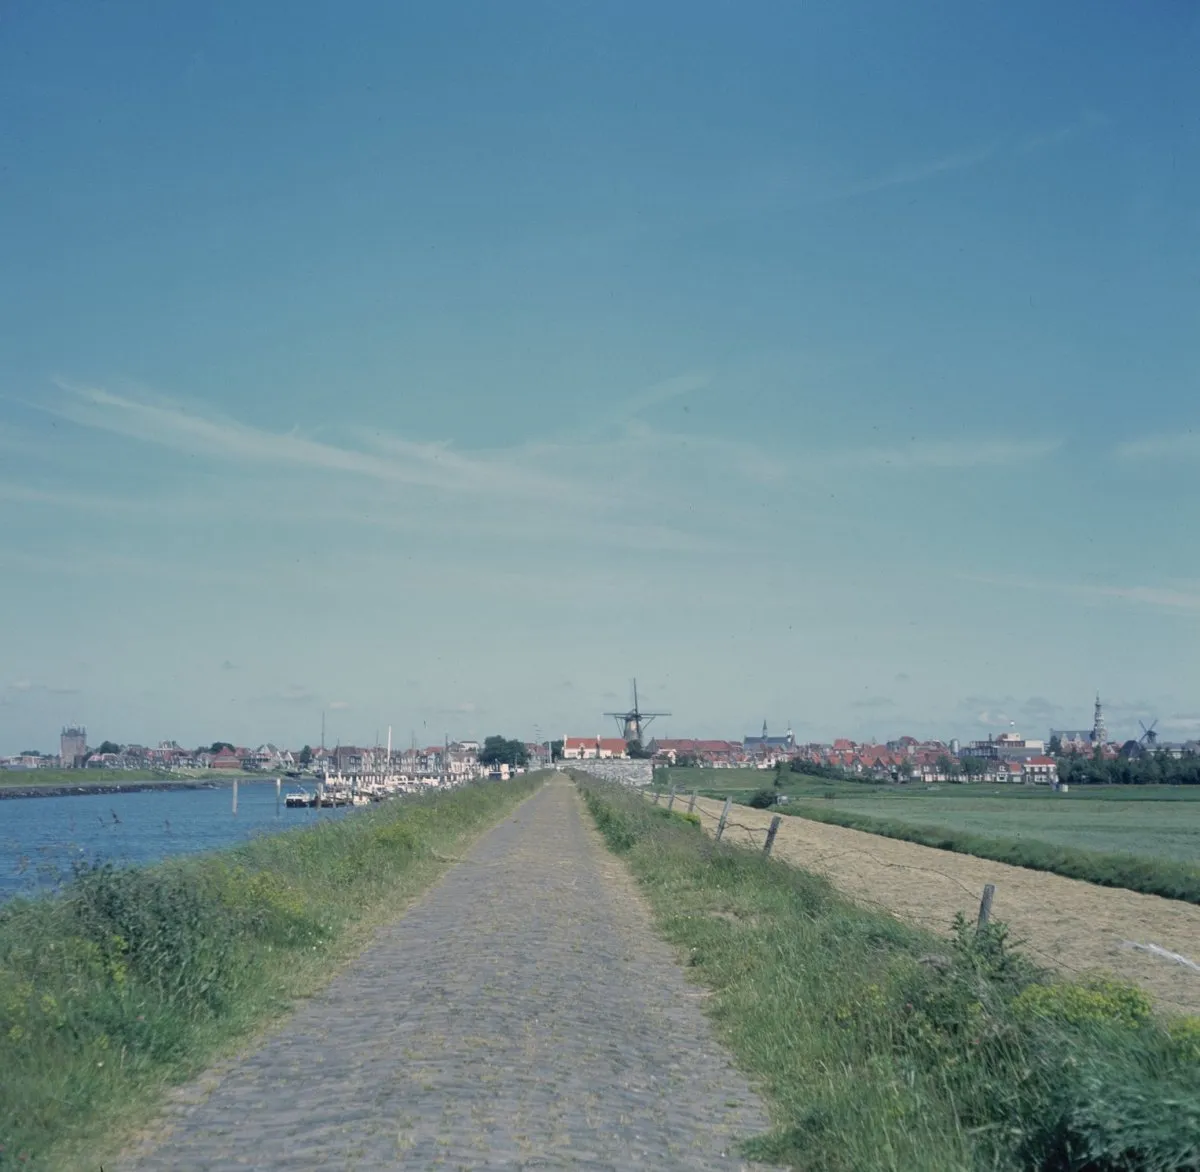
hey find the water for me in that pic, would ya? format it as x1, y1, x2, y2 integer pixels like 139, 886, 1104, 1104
0, 782, 351, 901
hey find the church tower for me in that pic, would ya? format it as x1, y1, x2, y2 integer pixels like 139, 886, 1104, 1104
1092, 694, 1107, 746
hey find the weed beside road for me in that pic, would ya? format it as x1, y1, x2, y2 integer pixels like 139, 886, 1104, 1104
0, 775, 542, 1170
582, 780, 1200, 1172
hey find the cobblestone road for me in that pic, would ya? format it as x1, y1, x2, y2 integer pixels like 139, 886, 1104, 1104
124, 778, 773, 1170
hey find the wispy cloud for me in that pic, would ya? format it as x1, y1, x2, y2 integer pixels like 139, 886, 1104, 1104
851, 696, 895, 710
832, 142, 999, 201
619, 373, 711, 419
1115, 430, 1200, 461
818, 437, 1060, 472
5, 679, 79, 697
963, 573, 1200, 615
0, 481, 166, 514
46, 380, 571, 501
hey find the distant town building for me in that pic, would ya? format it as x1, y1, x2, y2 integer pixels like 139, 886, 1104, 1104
561, 736, 627, 760
60, 726, 87, 768
961, 732, 1046, 764
1050, 694, 1109, 753
743, 722, 795, 758
1022, 756, 1059, 784
648, 739, 741, 766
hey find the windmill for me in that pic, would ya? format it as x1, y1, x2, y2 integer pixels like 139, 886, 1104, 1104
1139, 719, 1159, 749
605, 679, 670, 745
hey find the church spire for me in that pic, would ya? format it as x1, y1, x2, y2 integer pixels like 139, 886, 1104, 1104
1092, 694, 1106, 746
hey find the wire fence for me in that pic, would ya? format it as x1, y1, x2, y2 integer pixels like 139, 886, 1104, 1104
644, 783, 998, 923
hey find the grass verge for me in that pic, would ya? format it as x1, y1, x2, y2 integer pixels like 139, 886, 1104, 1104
0, 774, 543, 1170
580, 780, 1200, 1172
772, 798, 1200, 906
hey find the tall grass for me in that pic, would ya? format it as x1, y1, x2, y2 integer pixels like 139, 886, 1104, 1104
581, 781, 1200, 1172
777, 799, 1200, 905
0, 775, 542, 1170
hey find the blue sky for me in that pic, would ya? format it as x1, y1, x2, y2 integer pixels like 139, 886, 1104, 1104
2, 1, 1198, 753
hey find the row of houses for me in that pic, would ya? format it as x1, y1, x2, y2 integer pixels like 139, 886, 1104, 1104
642, 730, 1062, 784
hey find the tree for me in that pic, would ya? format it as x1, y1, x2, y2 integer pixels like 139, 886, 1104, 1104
773, 759, 785, 789
1048, 734, 1063, 756
96, 741, 122, 756
936, 753, 960, 779
209, 742, 235, 754
626, 739, 653, 759
961, 755, 987, 779
550, 739, 563, 762
299, 745, 313, 766
479, 735, 529, 768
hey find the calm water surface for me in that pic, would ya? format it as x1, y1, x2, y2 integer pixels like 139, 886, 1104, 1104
0, 782, 349, 900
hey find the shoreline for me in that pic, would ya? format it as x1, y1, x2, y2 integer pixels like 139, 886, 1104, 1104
0, 776, 267, 800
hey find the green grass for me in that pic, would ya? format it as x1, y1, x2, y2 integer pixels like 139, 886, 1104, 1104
582, 779, 1200, 1172
0, 774, 543, 1170
658, 767, 1200, 904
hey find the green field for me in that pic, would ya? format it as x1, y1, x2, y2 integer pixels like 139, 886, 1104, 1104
656, 766, 1200, 902
661, 767, 1200, 863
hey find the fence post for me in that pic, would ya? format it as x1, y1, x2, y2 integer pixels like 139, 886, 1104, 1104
652, 788, 660, 804
976, 883, 996, 931
232, 777, 238, 815
666, 783, 677, 811
688, 790, 697, 814
715, 796, 732, 841
763, 815, 782, 856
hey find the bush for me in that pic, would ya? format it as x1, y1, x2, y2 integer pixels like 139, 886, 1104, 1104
747, 788, 777, 809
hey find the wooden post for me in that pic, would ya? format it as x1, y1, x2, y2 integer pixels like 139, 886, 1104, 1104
977, 883, 996, 931
653, 788, 660, 805
231, 778, 238, 815
687, 790, 697, 814
715, 796, 733, 841
275, 776, 281, 814
666, 784, 677, 811
763, 815, 782, 856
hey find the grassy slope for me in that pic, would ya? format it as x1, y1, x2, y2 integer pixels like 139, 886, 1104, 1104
660, 768, 1200, 904
582, 780, 1200, 1172
0, 774, 543, 1170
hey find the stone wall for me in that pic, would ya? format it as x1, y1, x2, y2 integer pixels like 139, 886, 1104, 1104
564, 759, 653, 787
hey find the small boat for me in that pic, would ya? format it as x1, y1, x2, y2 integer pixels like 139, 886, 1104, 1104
284, 789, 313, 808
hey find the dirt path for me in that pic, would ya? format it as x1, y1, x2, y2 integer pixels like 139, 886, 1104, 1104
678, 795, 1200, 1016
121, 779, 774, 1170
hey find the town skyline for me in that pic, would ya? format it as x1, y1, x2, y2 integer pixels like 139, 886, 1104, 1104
3, 690, 1189, 764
